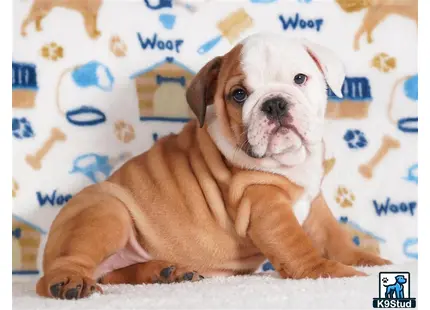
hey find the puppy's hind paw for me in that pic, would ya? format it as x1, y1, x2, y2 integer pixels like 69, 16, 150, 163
154, 266, 204, 284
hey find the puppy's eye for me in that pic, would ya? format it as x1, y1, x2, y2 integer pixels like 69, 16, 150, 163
294, 73, 307, 85
231, 88, 248, 104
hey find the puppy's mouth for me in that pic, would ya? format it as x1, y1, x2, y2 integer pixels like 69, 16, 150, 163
242, 122, 306, 159
271, 121, 305, 142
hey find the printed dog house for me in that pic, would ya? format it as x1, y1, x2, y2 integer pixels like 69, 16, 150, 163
12, 215, 45, 275
326, 77, 372, 119
130, 57, 195, 122
12, 61, 38, 109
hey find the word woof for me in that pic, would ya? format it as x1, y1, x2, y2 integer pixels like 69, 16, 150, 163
373, 198, 417, 216
37, 190, 72, 207
279, 13, 324, 32
137, 33, 184, 53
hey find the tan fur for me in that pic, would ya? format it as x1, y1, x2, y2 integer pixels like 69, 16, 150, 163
21, 0, 102, 39
36, 43, 391, 299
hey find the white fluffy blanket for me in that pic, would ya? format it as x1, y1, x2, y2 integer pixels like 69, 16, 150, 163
13, 262, 417, 310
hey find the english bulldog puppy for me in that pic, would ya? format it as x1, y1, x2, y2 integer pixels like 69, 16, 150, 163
36, 33, 391, 300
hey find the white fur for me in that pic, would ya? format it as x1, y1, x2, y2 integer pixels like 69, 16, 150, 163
207, 34, 344, 224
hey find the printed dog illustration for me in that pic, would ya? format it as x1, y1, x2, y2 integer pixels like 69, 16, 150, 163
384, 275, 407, 299
21, 0, 102, 39
336, 0, 418, 50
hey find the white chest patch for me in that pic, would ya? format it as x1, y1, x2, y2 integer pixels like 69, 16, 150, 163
293, 199, 312, 226
261, 143, 324, 225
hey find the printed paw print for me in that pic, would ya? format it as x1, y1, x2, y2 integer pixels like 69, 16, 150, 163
110, 35, 127, 57
372, 53, 396, 73
114, 120, 135, 143
343, 129, 368, 149
382, 277, 389, 283
40, 42, 63, 61
335, 186, 355, 208
12, 117, 34, 139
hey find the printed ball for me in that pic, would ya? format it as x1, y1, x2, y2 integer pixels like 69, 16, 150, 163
343, 129, 368, 149
12, 117, 34, 139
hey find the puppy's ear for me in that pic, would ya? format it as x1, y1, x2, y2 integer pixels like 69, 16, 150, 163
302, 40, 345, 98
186, 57, 222, 127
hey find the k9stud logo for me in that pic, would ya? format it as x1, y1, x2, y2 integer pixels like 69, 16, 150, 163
373, 272, 416, 308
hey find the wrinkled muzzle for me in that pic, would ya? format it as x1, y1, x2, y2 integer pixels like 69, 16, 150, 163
242, 84, 324, 161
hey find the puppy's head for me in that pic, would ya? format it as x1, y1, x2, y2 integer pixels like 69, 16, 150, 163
186, 33, 345, 168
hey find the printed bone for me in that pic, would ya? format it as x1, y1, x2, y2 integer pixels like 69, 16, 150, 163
358, 135, 400, 179
25, 127, 67, 170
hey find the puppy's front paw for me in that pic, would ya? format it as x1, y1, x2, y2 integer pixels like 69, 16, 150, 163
345, 250, 392, 267
36, 272, 102, 299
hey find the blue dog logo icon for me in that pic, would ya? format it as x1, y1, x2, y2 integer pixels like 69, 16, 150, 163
383, 275, 407, 299
373, 272, 416, 308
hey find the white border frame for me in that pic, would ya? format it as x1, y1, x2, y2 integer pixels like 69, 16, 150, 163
3, 0, 13, 308
418, 0, 428, 308
7, 1, 424, 309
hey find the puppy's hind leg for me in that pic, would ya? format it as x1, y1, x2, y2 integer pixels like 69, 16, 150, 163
303, 194, 392, 267
36, 186, 133, 299
100, 261, 204, 285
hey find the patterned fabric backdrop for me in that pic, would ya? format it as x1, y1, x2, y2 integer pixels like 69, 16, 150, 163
12, 0, 418, 276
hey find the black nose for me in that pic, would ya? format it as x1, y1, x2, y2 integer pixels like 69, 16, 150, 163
261, 97, 288, 119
